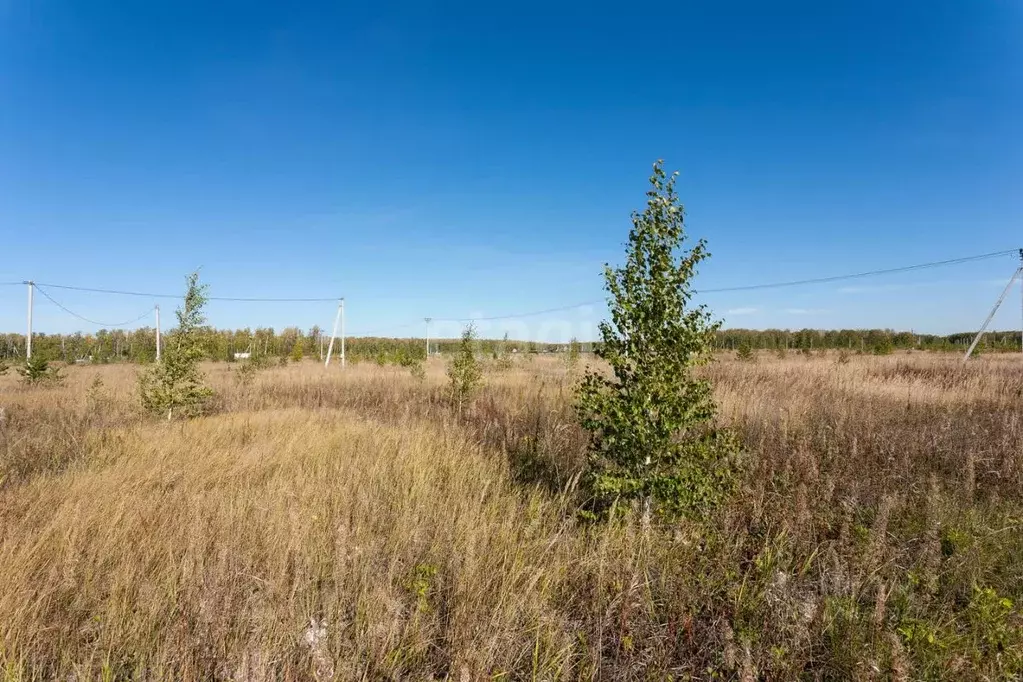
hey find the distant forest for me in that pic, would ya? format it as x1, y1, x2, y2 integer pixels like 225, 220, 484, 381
714, 328, 1021, 354
1, 326, 1020, 364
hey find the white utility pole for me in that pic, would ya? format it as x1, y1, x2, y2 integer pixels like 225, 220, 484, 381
964, 264, 1022, 363
155, 305, 162, 362
325, 298, 343, 368
424, 317, 432, 357
25, 281, 34, 359
340, 298, 346, 369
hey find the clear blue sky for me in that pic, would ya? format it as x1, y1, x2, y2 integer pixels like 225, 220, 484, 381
1, 1, 1020, 340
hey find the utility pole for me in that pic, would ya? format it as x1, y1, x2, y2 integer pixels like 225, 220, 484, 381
325, 298, 343, 368
424, 317, 432, 358
25, 281, 33, 359
155, 305, 162, 362
964, 263, 1022, 363
340, 298, 346, 369
1019, 249, 1023, 355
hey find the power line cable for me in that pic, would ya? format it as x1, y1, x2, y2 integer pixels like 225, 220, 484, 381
18, 248, 1016, 309
34, 286, 156, 328
698, 249, 1017, 293
11, 248, 1019, 330
427, 248, 1018, 323
350, 321, 421, 337
431, 301, 607, 323
29, 281, 339, 302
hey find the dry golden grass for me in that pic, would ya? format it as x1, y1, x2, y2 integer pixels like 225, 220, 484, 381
0, 352, 1020, 680
1, 409, 582, 678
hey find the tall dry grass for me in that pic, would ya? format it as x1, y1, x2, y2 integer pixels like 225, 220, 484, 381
0, 353, 1020, 680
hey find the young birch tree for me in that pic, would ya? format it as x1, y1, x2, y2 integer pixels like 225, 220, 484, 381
576, 161, 738, 521
139, 272, 213, 419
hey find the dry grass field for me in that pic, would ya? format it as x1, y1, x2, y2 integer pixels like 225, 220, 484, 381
0, 352, 1020, 680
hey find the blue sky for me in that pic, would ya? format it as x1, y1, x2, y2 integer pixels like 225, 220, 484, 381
1, 1, 1020, 340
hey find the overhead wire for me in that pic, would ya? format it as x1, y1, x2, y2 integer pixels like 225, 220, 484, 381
427, 248, 1019, 323
29, 281, 339, 302
34, 285, 156, 328
6, 247, 1019, 331
350, 321, 422, 338
697, 249, 1018, 293
431, 301, 607, 323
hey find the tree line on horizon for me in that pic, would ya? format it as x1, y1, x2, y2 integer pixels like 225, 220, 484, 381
0, 325, 1019, 365
714, 327, 1021, 354
0, 326, 574, 365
